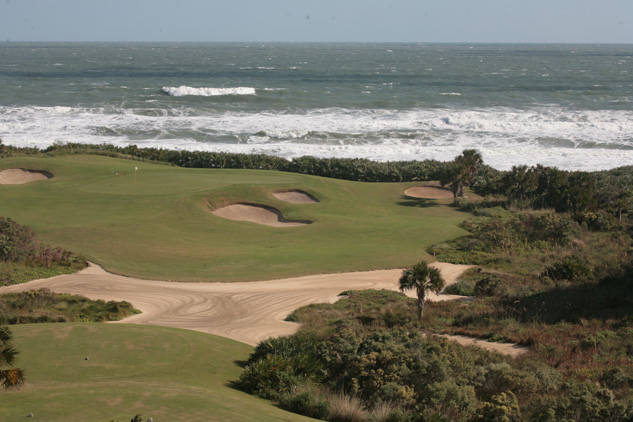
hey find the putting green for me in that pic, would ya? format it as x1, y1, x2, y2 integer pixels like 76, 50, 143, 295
3, 323, 315, 422
0, 154, 469, 281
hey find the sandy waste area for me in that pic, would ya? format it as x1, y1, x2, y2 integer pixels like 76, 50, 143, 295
0, 262, 528, 356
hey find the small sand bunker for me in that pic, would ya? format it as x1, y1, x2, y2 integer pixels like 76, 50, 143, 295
0, 168, 53, 185
273, 189, 319, 204
404, 186, 454, 199
213, 203, 312, 227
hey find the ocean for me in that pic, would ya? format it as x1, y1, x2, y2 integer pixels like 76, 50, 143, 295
0, 42, 631, 171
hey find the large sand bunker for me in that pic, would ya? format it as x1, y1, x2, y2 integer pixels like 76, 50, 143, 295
273, 189, 319, 204
0, 262, 528, 356
0, 168, 53, 185
213, 203, 312, 227
404, 186, 454, 199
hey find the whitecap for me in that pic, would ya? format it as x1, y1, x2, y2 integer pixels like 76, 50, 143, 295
2, 104, 633, 172
161, 86, 257, 97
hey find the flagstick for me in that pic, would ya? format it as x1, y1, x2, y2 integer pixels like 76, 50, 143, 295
134, 166, 138, 185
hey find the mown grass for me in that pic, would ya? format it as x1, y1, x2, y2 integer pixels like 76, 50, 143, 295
2, 323, 316, 422
0, 154, 469, 282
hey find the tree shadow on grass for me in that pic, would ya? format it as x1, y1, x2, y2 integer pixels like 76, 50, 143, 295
397, 196, 443, 208
226, 360, 249, 391
233, 359, 249, 369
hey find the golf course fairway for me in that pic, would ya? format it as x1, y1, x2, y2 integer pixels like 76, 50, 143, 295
3, 323, 316, 422
0, 153, 475, 420
0, 154, 470, 282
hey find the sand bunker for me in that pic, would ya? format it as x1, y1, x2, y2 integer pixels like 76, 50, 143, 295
273, 190, 319, 204
213, 203, 312, 227
404, 186, 454, 199
0, 168, 52, 185
0, 262, 528, 356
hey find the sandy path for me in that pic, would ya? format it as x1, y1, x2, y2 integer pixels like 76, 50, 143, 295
0, 262, 528, 356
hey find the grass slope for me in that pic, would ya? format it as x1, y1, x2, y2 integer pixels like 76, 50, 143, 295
2, 323, 315, 422
0, 155, 469, 281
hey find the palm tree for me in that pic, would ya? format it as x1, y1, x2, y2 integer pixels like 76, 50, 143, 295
0, 325, 25, 389
399, 261, 445, 322
454, 149, 483, 196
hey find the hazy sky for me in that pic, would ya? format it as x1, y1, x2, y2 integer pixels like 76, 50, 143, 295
1, 0, 632, 44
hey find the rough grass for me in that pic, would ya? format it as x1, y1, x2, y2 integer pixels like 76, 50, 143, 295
0, 155, 469, 282
0, 261, 82, 286
0, 288, 140, 324
2, 323, 316, 422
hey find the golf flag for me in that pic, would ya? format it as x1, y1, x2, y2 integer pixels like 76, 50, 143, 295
134, 166, 138, 184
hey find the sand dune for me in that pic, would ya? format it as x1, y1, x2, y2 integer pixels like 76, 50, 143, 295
0, 168, 52, 184
0, 262, 528, 356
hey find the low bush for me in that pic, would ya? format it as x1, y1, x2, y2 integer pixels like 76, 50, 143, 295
0, 288, 139, 324
541, 255, 593, 282
443, 281, 475, 296
0, 217, 87, 285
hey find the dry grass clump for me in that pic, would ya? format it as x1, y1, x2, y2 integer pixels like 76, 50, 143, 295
327, 393, 368, 422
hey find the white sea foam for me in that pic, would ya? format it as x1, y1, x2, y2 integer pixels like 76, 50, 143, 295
162, 86, 257, 97
2, 105, 633, 171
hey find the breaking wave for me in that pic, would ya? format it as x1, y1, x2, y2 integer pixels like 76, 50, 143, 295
2, 104, 633, 171
162, 86, 257, 97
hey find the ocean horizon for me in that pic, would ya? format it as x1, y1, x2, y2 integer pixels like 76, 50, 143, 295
1, 42, 632, 171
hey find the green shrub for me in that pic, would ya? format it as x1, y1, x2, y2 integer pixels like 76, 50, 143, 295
444, 281, 475, 297
471, 391, 522, 422
383, 309, 415, 328
384, 409, 410, 422
0, 289, 138, 324
524, 362, 563, 392
473, 276, 503, 297
573, 211, 618, 232
601, 368, 632, 390
237, 354, 299, 399
478, 363, 538, 397
541, 255, 593, 282
278, 390, 330, 420
579, 330, 617, 350
421, 380, 477, 415
532, 380, 633, 422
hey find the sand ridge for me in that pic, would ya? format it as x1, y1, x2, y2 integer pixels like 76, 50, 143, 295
273, 190, 319, 204
212, 203, 312, 227
0, 262, 528, 356
0, 168, 53, 185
